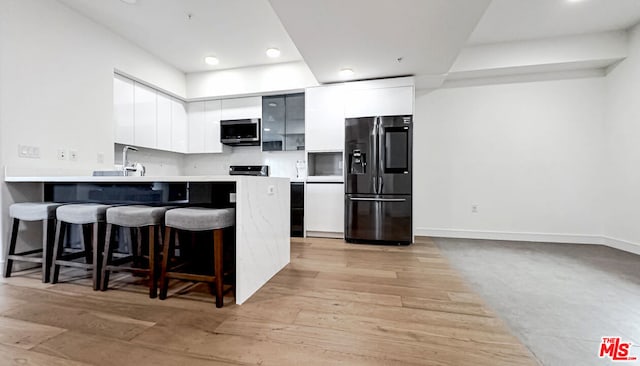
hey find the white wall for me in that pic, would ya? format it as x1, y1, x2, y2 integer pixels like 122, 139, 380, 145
187, 61, 318, 99
414, 77, 606, 243
603, 24, 640, 251
0, 0, 185, 261
184, 147, 305, 179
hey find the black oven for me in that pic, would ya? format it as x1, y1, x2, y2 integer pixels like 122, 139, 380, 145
220, 118, 260, 146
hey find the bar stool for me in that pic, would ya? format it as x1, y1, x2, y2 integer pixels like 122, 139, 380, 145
159, 207, 235, 308
101, 205, 171, 298
4, 202, 62, 282
51, 203, 110, 290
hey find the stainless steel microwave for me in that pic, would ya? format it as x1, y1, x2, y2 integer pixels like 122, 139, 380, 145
220, 118, 260, 146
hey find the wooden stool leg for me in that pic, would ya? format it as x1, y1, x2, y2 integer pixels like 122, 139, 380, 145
51, 221, 67, 284
213, 229, 224, 308
101, 224, 115, 291
3, 218, 20, 278
159, 226, 173, 300
81, 224, 93, 265
91, 222, 101, 291
148, 225, 157, 298
42, 219, 55, 283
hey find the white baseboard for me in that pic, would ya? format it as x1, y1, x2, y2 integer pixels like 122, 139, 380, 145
415, 228, 640, 256
306, 231, 344, 239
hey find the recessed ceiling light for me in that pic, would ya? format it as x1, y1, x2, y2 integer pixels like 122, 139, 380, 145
120, 0, 137, 4
339, 68, 355, 79
266, 48, 281, 58
567, 0, 585, 3
204, 56, 219, 66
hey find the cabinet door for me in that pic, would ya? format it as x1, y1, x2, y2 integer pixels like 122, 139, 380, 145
188, 101, 205, 153
134, 83, 157, 148
221, 97, 262, 120
113, 75, 134, 145
344, 86, 413, 118
204, 100, 224, 153
156, 93, 172, 151
171, 98, 188, 153
285, 93, 305, 151
305, 85, 345, 151
306, 183, 344, 235
262, 95, 286, 151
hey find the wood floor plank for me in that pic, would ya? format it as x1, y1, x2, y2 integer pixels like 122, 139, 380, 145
0, 237, 538, 366
0, 316, 66, 350
0, 343, 91, 366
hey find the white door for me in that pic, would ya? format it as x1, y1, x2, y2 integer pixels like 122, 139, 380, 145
306, 183, 344, 235
171, 98, 188, 153
113, 75, 134, 145
188, 101, 206, 153
156, 93, 172, 151
305, 85, 345, 152
134, 83, 157, 148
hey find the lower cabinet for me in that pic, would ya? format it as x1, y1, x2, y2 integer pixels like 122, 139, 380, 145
291, 183, 304, 237
305, 182, 344, 237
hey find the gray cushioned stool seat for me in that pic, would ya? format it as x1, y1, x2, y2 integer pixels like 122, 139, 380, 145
106, 205, 171, 227
165, 208, 235, 231
10, 202, 63, 221
56, 203, 111, 224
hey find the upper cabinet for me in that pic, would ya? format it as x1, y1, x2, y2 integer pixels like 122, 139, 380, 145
262, 93, 305, 152
133, 83, 158, 149
113, 75, 135, 145
305, 85, 345, 152
220, 97, 262, 120
344, 86, 414, 118
156, 93, 172, 151
170, 98, 188, 153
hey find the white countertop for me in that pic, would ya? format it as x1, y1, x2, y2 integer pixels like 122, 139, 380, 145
4, 174, 289, 183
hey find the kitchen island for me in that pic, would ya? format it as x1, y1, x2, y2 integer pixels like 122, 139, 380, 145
2, 172, 290, 304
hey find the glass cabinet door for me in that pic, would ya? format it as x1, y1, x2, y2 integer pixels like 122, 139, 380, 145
262, 93, 305, 151
285, 93, 305, 151
262, 95, 286, 151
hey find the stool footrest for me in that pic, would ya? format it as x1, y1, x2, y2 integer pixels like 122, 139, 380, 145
165, 272, 216, 283
7, 255, 43, 263
105, 265, 150, 274
54, 260, 92, 269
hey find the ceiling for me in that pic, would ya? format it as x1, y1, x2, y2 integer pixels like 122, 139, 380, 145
268, 0, 491, 84
58, 0, 302, 73
469, 0, 640, 45
58, 0, 640, 85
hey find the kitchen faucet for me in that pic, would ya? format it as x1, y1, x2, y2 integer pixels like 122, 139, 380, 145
122, 145, 139, 176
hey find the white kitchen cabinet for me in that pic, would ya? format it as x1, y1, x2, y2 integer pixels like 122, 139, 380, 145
171, 98, 188, 153
306, 183, 344, 236
134, 83, 157, 148
204, 100, 227, 153
156, 93, 172, 151
220, 96, 262, 120
344, 86, 413, 118
188, 101, 206, 153
305, 85, 345, 152
113, 74, 135, 145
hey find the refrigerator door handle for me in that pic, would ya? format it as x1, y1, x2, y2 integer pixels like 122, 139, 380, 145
349, 197, 407, 202
371, 117, 380, 194
378, 119, 384, 193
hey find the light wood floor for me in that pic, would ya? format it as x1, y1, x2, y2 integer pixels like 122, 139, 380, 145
0, 237, 539, 365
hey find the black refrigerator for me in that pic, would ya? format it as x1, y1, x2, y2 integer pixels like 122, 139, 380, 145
345, 115, 412, 245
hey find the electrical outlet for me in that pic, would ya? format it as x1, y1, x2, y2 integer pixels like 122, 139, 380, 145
69, 150, 78, 162
267, 185, 275, 195
97, 152, 104, 164
57, 149, 67, 160
18, 145, 40, 159
471, 204, 479, 213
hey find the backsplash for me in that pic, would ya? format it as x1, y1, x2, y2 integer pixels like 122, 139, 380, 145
184, 146, 305, 179
114, 144, 185, 176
